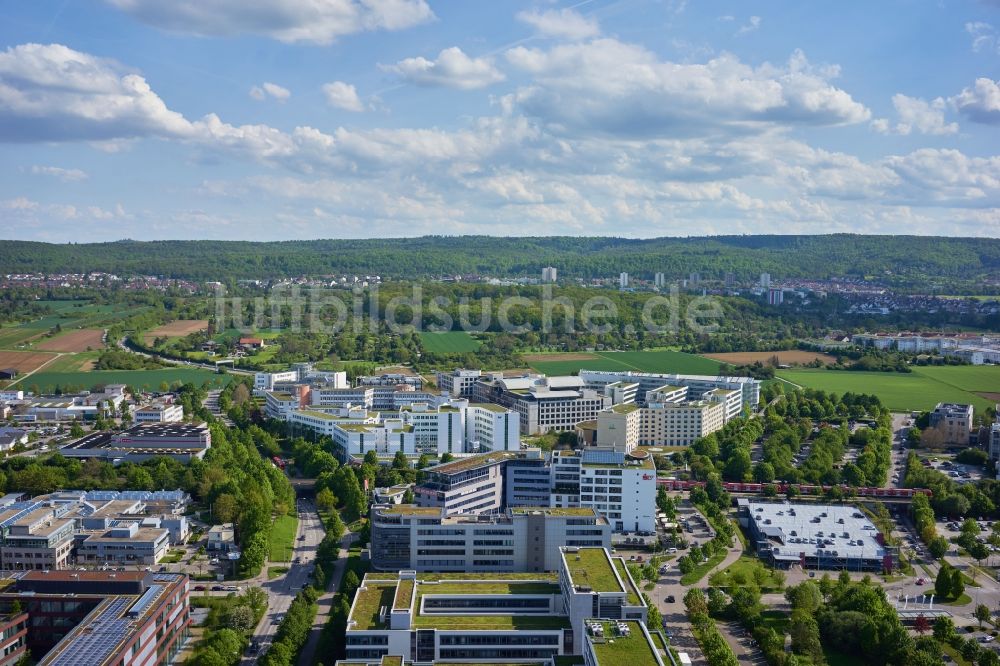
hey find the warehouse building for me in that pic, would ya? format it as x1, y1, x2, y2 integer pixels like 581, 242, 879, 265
737, 498, 897, 572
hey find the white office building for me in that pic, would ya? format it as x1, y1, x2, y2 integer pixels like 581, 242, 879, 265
542, 266, 558, 283
132, 403, 184, 423
549, 450, 656, 534
369, 505, 611, 572
580, 369, 760, 412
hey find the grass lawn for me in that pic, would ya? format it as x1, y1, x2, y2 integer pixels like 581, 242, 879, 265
419, 331, 481, 353
527, 350, 721, 377
267, 566, 290, 580
942, 592, 973, 606
708, 555, 785, 592
681, 551, 727, 586
12, 367, 231, 392
268, 514, 298, 563
759, 610, 789, 635
775, 365, 1000, 413
943, 644, 973, 666
160, 549, 185, 564
42, 351, 101, 372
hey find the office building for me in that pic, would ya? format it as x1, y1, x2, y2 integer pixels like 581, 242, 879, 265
760, 273, 771, 288
737, 498, 898, 571
472, 374, 611, 435
435, 369, 483, 399
654, 272, 665, 289
990, 410, 1000, 464
594, 404, 641, 453
414, 451, 545, 515
0, 504, 75, 571
369, 504, 610, 572
401, 403, 463, 456
548, 450, 656, 533
132, 403, 184, 423
929, 403, 974, 445
639, 389, 727, 447
344, 546, 649, 663
0, 570, 190, 666
579, 369, 760, 413
542, 266, 558, 283
768, 288, 784, 306
619, 273, 629, 289
75, 522, 171, 565
465, 402, 520, 452
254, 369, 299, 393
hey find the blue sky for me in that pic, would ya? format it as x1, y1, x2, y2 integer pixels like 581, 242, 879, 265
0, 0, 998, 241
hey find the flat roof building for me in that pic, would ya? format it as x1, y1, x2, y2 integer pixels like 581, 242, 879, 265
370, 504, 610, 572
60, 423, 211, 463
737, 498, 897, 572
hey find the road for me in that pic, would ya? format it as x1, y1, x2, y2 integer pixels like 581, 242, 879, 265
119, 335, 252, 375
885, 412, 911, 489
243, 499, 327, 664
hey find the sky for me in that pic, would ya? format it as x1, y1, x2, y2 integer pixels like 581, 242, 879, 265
0, 0, 998, 242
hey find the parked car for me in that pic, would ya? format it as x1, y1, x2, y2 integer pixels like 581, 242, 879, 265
916, 578, 925, 586
193, 585, 206, 591
666, 595, 675, 603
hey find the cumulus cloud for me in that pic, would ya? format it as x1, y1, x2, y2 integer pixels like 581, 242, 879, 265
966, 21, 999, 53
103, 0, 434, 45
872, 94, 957, 135
322, 81, 365, 112
387, 47, 505, 89
516, 8, 600, 40
951, 78, 1000, 124
504, 41, 870, 136
249, 82, 290, 102
28, 165, 88, 181
0, 43, 193, 142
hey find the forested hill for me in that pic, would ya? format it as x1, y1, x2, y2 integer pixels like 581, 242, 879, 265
1, 235, 998, 287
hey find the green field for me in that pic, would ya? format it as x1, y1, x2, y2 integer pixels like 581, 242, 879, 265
11, 368, 231, 393
0, 326, 43, 348
527, 350, 722, 377
419, 331, 482, 353
776, 365, 1000, 413
268, 514, 298, 562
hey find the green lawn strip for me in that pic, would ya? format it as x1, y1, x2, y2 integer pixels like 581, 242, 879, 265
759, 610, 789, 635
943, 644, 973, 666
612, 558, 644, 605
599, 350, 722, 375
681, 551, 727, 586
708, 555, 784, 592
12, 367, 230, 392
411, 614, 571, 630
351, 582, 396, 630
587, 621, 659, 666
941, 592, 973, 606
160, 549, 185, 564
564, 548, 622, 592
267, 566, 290, 580
268, 513, 298, 562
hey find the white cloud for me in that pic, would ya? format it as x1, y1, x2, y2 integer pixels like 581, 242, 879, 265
249, 82, 290, 102
387, 47, 505, 89
516, 8, 599, 41
736, 16, 761, 36
505, 41, 870, 136
322, 81, 365, 112
872, 94, 957, 135
28, 165, 88, 181
0, 43, 193, 142
966, 21, 999, 53
951, 78, 1000, 124
103, 0, 434, 45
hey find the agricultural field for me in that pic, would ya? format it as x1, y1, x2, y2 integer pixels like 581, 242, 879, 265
0, 326, 44, 349
526, 350, 721, 377
419, 331, 481, 353
145, 319, 209, 342
776, 364, 1000, 413
702, 350, 836, 366
34, 328, 105, 352
11, 368, 231, 394
0, 350, 58, 374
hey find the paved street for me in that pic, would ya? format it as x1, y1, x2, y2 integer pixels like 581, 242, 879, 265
243, 498, 327, 664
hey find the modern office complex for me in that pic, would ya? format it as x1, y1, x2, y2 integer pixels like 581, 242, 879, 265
737, 498, 898, 572
369, 504, 611, 572
132, 403, 184, 423
0, 570, 190, 666
579, 369, 760, 414
344, 546, 653, 664
471, 374, 611, 435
